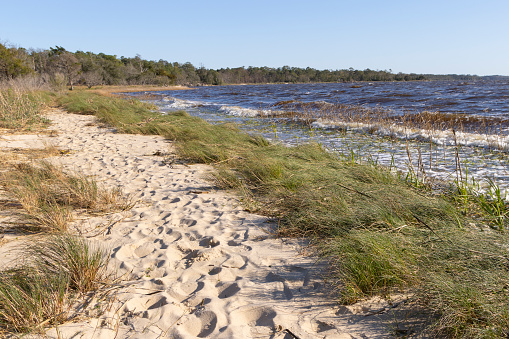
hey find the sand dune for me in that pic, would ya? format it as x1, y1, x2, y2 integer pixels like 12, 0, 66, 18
1, 110, 423, 338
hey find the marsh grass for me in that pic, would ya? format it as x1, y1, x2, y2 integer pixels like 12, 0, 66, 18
271, 100, 508, 139
58, 91, 269, 163
58, 90, 509, 337
0, 234, 110, 334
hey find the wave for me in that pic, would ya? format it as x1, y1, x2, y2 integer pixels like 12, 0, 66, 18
219, 105, 274, 117
162, 96, 199, 109
311, 118, 509, 150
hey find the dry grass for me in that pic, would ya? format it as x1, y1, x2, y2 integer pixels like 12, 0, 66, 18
0, 161, 134, 232
0, 76, 56, 131
0, 88, 48, 130
0, 83, 134, 335
0, 146, 60, 168
83, 84, 190, 98
270, 100, 508, 141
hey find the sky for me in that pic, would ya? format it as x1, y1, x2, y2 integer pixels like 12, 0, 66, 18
1, 0, 508, 76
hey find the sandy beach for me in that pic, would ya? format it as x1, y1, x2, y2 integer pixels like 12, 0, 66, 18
0, 109, 423, 338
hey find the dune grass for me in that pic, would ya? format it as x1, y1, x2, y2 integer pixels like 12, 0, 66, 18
0, 234, 110, 334
0, 87, 132, 335
0, 85, 54, 130
57, 90, 509, 337
0, 159, 127, 334
1, 161, 133, 232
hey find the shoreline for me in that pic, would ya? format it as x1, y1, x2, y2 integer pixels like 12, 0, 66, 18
0, 109, 418, 337
1, 89, 508, 337
77, 85, 192, 97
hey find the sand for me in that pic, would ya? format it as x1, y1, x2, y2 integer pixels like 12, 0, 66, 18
0, 110, 425, 338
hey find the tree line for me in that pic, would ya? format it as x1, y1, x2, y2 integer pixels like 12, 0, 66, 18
0, 42, 483, 88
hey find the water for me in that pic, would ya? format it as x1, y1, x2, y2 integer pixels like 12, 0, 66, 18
129, 80, 509, 192
153, 80, 509, 118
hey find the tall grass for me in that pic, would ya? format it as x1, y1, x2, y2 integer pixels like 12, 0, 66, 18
58, 90, 509, 337
270, 100, 508, 141
0, 86, 128, 335
0, 88, 48, 129
0, 235, 110, 334
1, 161, 134, 232
0, 76, 54, 130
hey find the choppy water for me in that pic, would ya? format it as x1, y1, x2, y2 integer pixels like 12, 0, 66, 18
155, 80, 509, 117
129, 80, 509, 193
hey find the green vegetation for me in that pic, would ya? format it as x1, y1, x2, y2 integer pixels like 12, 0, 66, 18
0, 44, 33, 79
59, 90, 509, 337
1, 84, 508, 336
0, 88, 131, 334
2, 42, 431, 87
0, 234, 109, 334
58, 91, 268, 163
1, 41, 493, 89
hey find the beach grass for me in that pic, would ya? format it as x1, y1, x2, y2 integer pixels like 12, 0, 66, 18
57, 90, 509, 337
1, 161, 133, 232
0, 85, 136, 335
0, 79, 55, 130
0, 234, 110, 334
0, 159, 128, 334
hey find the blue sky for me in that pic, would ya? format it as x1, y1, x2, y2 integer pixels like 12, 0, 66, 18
1, 0, 508, 75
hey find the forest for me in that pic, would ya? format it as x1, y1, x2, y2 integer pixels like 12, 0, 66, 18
0, 43, 482, 87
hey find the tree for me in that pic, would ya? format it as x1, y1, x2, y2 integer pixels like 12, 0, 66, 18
0, 43, 33, 80
82, 70, 103, 88
54, 52, 81, 90
47, 47, 82, 90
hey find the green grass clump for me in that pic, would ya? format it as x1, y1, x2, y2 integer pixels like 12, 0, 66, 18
214, 142, 457, 236
322, 231, 417, 304
0, 267, 69, 334
0, 235, 110, 334
27, 235, 110, 294
58, 90, 509, 337
58, 91, 268, 163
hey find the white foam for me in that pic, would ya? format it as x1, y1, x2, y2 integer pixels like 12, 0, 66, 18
219, 105, 274, 117
162, 96, 198, 109
311, 118, 509, 151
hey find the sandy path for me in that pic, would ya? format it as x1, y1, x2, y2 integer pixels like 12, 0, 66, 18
1, 110, 420, 338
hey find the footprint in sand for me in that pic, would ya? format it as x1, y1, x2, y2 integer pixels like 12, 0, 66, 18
231, 306, 277, 328
199, 236, 221, 248
180, 218, 197, 227
217, 282, 241, 299
178, 309, 218, 338
266, 272, 294, 300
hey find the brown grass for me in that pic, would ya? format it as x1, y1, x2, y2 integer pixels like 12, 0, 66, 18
270, 100, 508, 138
0, 160, 134, 232
80, 84, 190, 98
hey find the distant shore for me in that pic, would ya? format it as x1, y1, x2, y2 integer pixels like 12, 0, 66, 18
79, 84, 191, 97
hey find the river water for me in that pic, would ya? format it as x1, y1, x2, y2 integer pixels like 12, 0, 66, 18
130, 80, 509, 192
